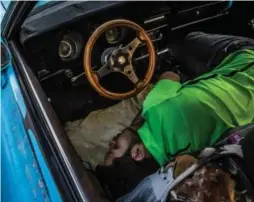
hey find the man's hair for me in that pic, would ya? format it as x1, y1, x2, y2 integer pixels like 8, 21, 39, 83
120, 127, 143, 156
96, 127, 159, 199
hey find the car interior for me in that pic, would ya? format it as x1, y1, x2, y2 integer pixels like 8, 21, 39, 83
14, 1, 254, 201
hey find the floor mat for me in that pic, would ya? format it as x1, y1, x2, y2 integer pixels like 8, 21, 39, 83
65, 85, 152, 167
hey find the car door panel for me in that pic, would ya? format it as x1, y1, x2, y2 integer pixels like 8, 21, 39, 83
1, 39, 62, 202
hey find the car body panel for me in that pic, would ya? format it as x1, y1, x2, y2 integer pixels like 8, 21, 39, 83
1, 37, 62, 201
27, 129, 62, 202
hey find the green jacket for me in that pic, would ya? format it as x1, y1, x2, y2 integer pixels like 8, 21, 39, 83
138, 49, 254, 166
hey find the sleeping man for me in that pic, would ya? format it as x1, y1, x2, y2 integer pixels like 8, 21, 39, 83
95, 32, 254, 200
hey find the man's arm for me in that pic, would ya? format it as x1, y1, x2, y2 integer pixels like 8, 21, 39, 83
129, 112, 144, 130
130, 71, 181, 131
159, 71, 180, 82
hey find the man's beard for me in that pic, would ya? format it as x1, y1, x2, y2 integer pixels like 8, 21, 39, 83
96, 155, 159, 200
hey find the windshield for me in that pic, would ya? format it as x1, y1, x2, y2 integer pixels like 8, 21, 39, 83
0, 0, 54, 21
0, 1, 10, 22
1, 0, 51, 10
1, 1, 10, 10
34, 1, 51, 8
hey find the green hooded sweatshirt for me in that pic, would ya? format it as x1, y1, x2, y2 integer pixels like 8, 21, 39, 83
138, 49, 254, 166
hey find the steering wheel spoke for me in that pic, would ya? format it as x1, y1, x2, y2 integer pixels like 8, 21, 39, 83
123, 65, 139, 84
124, 37, 142, 57
96, 62, 112, 78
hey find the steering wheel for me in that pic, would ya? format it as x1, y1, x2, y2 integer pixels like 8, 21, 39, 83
84, 19, 156, 100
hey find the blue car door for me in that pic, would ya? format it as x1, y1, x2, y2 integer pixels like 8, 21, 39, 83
1, 2, 62, 202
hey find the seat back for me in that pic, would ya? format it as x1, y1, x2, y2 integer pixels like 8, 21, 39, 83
216, 122, 254, 184
239, 123, 254, 185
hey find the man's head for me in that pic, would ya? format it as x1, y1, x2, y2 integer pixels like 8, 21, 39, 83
96, 128, 159, 199
103, 127, 151, 166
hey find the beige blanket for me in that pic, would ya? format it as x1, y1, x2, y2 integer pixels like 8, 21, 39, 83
65, 86, 152, 167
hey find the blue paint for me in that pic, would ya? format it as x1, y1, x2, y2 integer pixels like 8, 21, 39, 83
1, 43, 62, 200
1, 4, 63, 202
0, 39, 27, 118
9, 69, 27, 118
28, 129, 62, 202
1, 65, 51, 202
1, 70, 7, 88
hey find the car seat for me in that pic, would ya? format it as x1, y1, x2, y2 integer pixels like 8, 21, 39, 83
214, 122, 254, 200
216, 122, 254, 184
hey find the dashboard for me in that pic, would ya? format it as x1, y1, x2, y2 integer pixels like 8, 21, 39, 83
21, 1, 231, 85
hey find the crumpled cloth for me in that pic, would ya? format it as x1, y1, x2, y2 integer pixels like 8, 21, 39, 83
117, 166, 176, 202
117, 155, 198, 202
64, 85, 152, 167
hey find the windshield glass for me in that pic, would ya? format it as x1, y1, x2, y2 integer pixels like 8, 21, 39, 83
1, 0, 51, 10
29, 1, 64, 16
1, 1, 10, 10
0, 0, 54, 23
0, 1, 10, 22
35, 1, 51, 8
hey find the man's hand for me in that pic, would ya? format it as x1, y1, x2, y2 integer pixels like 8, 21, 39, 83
159, 71, 180, 82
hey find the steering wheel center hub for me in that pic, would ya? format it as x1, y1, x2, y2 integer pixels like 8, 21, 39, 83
118, 56, 126, 65
111, 51, 129, 68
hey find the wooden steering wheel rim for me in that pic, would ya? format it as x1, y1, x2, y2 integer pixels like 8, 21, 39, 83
84, 19, 156, 100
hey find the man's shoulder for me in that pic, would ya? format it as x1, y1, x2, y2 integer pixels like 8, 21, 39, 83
142, 79, 182, 113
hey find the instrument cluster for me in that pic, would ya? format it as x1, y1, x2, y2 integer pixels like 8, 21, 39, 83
58, 25, 129, 62
40, 12, 170, 85
58, 22, 168, 62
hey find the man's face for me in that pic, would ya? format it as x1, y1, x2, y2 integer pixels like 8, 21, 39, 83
103, 129, 146, 166
103, 132, 131, 166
